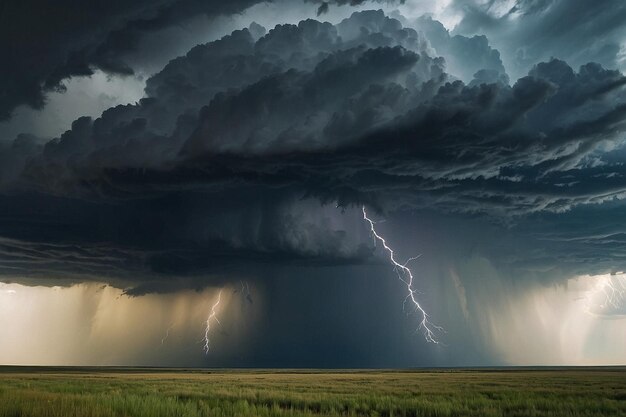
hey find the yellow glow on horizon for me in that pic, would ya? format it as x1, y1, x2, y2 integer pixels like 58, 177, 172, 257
0, 282, 257, 366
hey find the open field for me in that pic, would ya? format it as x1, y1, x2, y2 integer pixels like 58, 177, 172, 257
0, 368, 624, 417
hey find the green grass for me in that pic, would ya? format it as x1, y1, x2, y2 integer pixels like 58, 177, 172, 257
0, 368, 624, 416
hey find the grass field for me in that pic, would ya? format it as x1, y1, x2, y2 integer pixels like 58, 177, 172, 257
0, 368, 624, 417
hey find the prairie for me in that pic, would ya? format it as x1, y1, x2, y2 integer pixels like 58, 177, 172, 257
0, 367, 624, 417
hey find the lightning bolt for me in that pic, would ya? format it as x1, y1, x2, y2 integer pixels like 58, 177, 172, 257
203, 289, 223, 354
161, 323, 175, 345
593, 274, 626, 311
362, 206, 443, 343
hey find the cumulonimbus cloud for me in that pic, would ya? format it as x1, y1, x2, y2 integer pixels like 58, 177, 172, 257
1, 9, 626, 291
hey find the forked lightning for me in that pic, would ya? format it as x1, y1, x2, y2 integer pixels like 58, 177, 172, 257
362, 207, 443, 343
202, 289, 223, 354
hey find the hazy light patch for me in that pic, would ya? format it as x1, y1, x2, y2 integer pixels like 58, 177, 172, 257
0, 71, 145, 140
231, 0, 462, 33
0, 282, 260, 366
583, 273, 626, 317
618, 43, 626, 71
230, 0, 355, 29
394, 0, 462, 29
478, 0, 517, 18
452, 260, 626, 365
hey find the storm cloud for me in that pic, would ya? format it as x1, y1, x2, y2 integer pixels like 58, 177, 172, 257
3, 1, 626, 368
451, 0, 626, 79
0, 5, 625, 298
0, 0, 270, 121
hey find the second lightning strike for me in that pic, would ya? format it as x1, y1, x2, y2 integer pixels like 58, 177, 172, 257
362, 206, 443, 343
161, 323, 175, 345
202, 289, 223, 354
586, 273, 626, 314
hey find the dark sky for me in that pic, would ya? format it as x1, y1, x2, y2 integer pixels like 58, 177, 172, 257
0, 0, 625, 367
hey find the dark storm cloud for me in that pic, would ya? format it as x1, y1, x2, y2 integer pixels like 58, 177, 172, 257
0, 188, 376, 292
452, 0, 626, 78
1, 9, 626, 290
109, 56, 625, 217
10, 11, 444, 190
309, 0, 404, 16
412, 16, 507, 83
0, 0, 267, 121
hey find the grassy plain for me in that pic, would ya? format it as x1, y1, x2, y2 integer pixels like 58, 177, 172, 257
0, 367, 624, 417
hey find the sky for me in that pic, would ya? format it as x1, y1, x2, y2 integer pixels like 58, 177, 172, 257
0, 0, 625, 367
